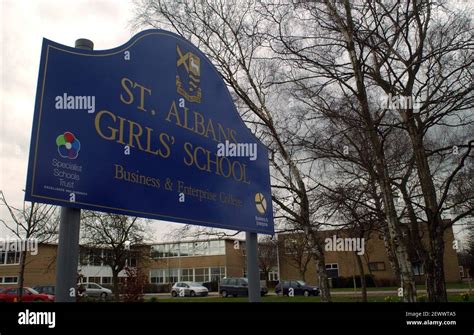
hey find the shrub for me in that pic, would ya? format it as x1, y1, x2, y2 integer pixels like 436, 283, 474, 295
384, 296, 393, 302
460, 292, 470, 302
122, 267, 148, 302
417, 294, 427, 302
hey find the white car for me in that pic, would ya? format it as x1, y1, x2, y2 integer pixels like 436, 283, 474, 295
81, 282, 112, 299
171, 282, 209, 297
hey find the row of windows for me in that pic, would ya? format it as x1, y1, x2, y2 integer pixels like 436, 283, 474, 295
0, 276, 18, 284
80, 276, 120, 285
0, 251, 21, 265
149, 267, 226, 284
151, 240, 226, 259
79, 249, 137, 267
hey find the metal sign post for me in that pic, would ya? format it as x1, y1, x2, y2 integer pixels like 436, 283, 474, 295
246, 232, 261, 302
54, 39, 93, 303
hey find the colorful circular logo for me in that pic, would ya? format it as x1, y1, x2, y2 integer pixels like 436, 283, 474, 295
56, 132, 80, 159
255, 193, 267, 215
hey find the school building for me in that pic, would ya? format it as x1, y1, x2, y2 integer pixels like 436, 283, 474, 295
0, 227, 461, 289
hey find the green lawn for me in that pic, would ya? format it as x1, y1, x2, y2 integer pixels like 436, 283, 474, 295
146, 293, 472, 303
330, 282, 472, 292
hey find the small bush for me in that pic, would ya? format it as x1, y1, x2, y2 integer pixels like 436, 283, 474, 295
122, 267, 148, 302
384, 296, 393, 302
460, 292, 470, 302
417, 294, 427, 302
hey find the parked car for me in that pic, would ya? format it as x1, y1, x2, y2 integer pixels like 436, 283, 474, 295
80, 283, 112, 299
0, 287, 54, 302
171, 282, 209, 297
219, 277, 268, 297
275, 280, 320, 297
33, 285, 55, 295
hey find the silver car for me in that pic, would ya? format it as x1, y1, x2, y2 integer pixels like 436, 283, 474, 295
171, 282, 209, 297
81, 283, 112, 299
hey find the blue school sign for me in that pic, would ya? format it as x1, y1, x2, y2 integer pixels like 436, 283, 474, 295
25, 29, 274, 234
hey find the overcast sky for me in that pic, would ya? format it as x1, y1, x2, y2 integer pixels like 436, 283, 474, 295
0, 0, 221, 242
0, 0, 468, 244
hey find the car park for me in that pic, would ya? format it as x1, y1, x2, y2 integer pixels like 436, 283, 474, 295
275, 280, 320, 297
171, 282, 209, 297
219, 277, 268, 297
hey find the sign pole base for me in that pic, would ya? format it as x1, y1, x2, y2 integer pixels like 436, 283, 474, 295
246, 232, 261, 302
55, 207, 81, 302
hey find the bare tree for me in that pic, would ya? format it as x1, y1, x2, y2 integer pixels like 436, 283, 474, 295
258, 235, 278, 286
260, 0, 473, 302
0, 191, 58, 300
133, 0, 333, 301
80, 211, 149, 300
278, 231, 313, 282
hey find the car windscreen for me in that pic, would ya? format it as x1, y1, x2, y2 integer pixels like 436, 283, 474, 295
187, 282, 202, 287
296, 280, 306, 286
27, 287, 40, 294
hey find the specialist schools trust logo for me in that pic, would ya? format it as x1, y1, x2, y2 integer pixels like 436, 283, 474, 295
56, 131, 81, 159
176, 44, 202, 103
255, 193, 267, 215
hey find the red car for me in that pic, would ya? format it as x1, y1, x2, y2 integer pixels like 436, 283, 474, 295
0, 287, 54, 302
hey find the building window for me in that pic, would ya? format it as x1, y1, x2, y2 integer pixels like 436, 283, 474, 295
101, 277, 112, 285
209, 240, 225, 255
151, 240, 227, 259
325, 263, 339, 278
412, 262, 424, 276
88, 250, 102, 266
169, 244, 180, 258
192, 242, 209, 256
210, 267, 226, 282
0, 276, 18, 284
151, 245, 167, 259
179, 243, 191, 257
194, 268, 210, 283
150, 269, 167, 283
181, 268, 194, 281
87, 276, 101, 284
268, 268, 279, 281
368, 262, 386, 272
149, 269, 180, 283
169, 269, 179, 284
3, 251, 21, 265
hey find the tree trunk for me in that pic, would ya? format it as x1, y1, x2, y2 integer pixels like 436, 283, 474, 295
405, 125, 448, 302
112, 269, 120, 301
425, 236, 448, 302
355, 253, 367, 302
314, 256, 331, 302
18, 250, 27, 302
299, 270, 306, 282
